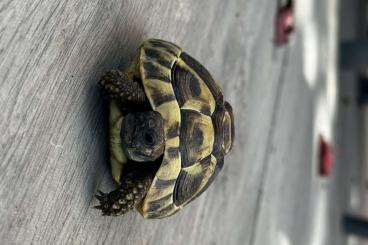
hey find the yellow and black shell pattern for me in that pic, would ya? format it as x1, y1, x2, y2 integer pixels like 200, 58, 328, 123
138, 39, 234, 218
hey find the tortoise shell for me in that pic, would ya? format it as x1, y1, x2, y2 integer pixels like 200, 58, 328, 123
137, 39, 234, 218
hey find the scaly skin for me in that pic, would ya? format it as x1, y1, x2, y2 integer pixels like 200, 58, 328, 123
98, 69, 148, 109
95, 171, 153, 216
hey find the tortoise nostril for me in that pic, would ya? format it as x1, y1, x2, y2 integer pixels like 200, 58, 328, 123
145, 133, 154, 145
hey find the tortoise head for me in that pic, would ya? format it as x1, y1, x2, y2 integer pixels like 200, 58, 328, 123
121, 111, 165, 162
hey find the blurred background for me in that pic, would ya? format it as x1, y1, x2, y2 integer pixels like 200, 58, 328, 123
339, 0, 368, 244
1, 0, 368, 244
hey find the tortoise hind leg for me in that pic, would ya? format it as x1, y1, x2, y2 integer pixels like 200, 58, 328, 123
95, 171, 153, 216
99, 70, 148, 111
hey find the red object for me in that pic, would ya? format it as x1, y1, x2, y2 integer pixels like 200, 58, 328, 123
275, 0, 294, 46
319, 135, 334, 176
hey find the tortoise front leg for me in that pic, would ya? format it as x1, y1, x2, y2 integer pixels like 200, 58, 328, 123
99, 70, 148, 110
95, 171, 153, 216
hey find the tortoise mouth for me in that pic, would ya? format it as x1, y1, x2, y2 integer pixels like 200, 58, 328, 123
123, 155, 163, 174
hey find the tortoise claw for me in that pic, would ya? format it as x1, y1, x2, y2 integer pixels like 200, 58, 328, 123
94, 205, 103, 210
95, 194, 105, 201
95, 190, 107, 200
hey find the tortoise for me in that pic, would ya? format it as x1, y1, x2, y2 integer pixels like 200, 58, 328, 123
96, 39, 234, 218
